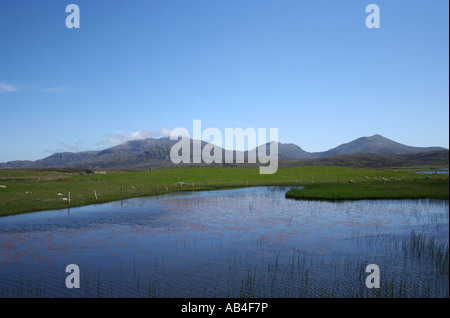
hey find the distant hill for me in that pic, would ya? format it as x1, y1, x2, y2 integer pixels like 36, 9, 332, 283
255, 135, 446, 160
0, 134, 447, 170
273, 142, 315, 159
313, 134, 445, 157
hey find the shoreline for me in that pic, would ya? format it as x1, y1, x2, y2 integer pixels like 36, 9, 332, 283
1, 166, 448, 217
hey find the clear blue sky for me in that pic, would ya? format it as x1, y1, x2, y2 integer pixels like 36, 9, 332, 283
0, 0, 448, 162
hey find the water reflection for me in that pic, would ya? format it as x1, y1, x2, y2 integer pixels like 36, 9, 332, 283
416, 168, 449, 174
0, 187, 448, 298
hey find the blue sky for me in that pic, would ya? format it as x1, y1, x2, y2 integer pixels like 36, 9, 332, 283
0, 0, 448, 162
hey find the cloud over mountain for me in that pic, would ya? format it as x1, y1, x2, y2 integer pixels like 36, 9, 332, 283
96, 128, 173, 146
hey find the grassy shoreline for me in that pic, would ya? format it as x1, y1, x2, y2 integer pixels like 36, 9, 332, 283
285, 179, 449, 201
0, 166, 448, 217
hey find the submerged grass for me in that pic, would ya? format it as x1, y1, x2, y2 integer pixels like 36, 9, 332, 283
0, 166, 448, 216
4, 239, 447, 298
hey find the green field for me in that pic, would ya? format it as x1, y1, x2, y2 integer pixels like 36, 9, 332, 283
0, 166, 448, 217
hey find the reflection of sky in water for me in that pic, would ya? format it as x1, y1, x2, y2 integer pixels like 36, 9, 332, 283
0, 187, 448, 297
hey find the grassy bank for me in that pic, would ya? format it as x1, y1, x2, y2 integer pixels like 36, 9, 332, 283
0, 166, 448, 216
286, 179, 449, 201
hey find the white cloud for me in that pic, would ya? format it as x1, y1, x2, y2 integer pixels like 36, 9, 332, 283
97, 127, 173, 146
161, 127, 172, 137
43, 141, 88, 154
60, 141, 85, 152
0, 84, 74, 94
0, 83, 19, 93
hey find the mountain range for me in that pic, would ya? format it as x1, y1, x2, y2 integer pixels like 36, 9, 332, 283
0, 134, 447, 170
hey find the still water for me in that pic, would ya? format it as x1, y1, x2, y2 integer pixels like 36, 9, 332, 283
416, 168, 449, 175
0, 187, 448, 297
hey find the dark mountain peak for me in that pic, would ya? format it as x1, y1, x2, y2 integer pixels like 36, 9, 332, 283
319, 134, 446, 157
367, 134, 396, 142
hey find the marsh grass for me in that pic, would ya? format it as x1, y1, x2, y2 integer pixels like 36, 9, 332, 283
286, 179, 449, 201
354, 230, 449, 276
